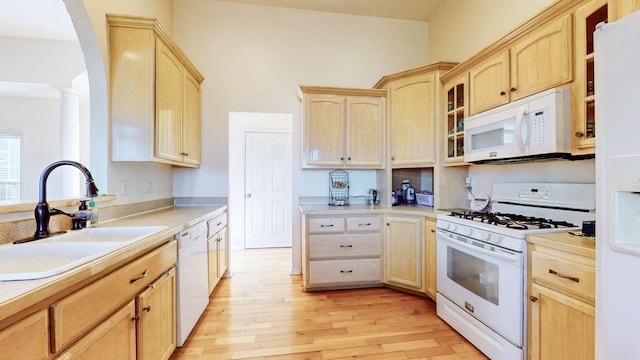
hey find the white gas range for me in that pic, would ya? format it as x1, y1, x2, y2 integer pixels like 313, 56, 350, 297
435, 183, 595, 360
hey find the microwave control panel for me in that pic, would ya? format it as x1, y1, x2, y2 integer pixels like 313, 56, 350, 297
531, 108, 548, 143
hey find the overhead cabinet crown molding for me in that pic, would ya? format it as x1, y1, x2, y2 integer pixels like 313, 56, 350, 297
108, 14, 204, 168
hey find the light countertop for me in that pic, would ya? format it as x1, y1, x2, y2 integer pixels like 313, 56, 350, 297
299, 204, 447, 220
0, 205, 226, 324
526, 231, 595, 259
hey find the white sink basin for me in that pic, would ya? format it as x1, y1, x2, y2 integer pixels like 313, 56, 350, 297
0, 226, 167, 281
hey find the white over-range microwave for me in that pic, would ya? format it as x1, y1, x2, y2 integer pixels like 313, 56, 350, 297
463, 87, 572, 164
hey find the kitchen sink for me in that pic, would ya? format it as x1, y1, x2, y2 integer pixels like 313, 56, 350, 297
0, 226, 167, 281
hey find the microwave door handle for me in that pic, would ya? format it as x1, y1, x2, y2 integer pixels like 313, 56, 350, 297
515, 106, 528, 153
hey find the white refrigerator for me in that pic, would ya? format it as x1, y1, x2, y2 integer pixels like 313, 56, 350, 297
595, 9, 640, 359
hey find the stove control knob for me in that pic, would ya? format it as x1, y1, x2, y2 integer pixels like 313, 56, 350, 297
489, 234, 502, 244
460, 227, 472, 236
449, 224, 457, 232
474, 230, 489, 241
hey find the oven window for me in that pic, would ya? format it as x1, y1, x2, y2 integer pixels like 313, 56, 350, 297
447, 247, 499, 305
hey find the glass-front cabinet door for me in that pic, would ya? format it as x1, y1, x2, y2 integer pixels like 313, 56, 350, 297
443, 75, 468, 165
574, 0, 608, 154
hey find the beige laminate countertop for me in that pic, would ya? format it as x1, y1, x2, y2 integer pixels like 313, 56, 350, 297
0, 205, 226, 325
526, 231, 596, 258
299, 204, 447, 220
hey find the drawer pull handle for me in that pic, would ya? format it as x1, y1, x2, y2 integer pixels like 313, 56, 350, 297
359, 223, 372, 226
339, 244, 353, 248
548, 269, 580, 283
130, 269, 149, 284
529, 296, 538, 302
320, 224, 334, 228
143, 306, 151, 312
217, 222, 222, 226
340, 270, 353, 273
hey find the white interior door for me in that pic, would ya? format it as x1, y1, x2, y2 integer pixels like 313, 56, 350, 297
245, 132, 292, 248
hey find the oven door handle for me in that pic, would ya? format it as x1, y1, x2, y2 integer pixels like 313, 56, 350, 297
437, 230, 521, 264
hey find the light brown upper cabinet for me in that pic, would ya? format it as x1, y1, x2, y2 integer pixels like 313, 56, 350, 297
573, 0, 608, 154
299, 86, 386, 169
443, 74, 469, 165
610, 0, 640, 19
468, 14, 574, 116
469, 52, 510, 115
375, 63, 456, 168
109, 15, 204, 168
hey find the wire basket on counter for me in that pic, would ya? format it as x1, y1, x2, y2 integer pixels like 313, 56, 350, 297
329, 170, 349, 206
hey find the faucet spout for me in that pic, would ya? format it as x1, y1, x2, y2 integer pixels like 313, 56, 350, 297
34, 160, 99, 239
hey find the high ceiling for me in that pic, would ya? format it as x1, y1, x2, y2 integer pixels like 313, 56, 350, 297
0, 0, 76, 41
0, 0, 445, 43
216, 0, 447, 22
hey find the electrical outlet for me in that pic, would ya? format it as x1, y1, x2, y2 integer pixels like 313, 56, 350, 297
120, 180, 128, 196
147, 180, 153, 193
465, 177, 473, 200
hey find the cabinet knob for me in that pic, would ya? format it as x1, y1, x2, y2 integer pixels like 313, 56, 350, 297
575, 131, 585, 138
340, 157, 344, 160
431, 229, 435, 233
348, 157, 351, 160
529, 295, 538, 302
143, 306, 151, 312
390, 157, 395, 161
386, 222, 390, 226
500, 91, 506, 96
510, 87, 517, 92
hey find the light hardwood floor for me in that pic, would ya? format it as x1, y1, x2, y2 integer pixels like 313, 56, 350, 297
170, 248, 487, 360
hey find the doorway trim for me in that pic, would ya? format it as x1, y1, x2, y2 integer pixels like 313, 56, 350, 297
228, 112, 293, 252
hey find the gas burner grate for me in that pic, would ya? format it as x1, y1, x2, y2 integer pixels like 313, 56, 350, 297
448, 210, 577, 230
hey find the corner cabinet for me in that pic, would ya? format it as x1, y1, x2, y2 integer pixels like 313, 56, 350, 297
573, 0, 608, 154
527, 234, 595, 360
384, 214, 424, 292
299, 86, 386, 169
109, 15, 204, 168
374, 63, 456, 167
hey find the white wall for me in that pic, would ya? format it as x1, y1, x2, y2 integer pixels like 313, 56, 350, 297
78, 0, 175, 204
172, 0, 431, 271
427, 0, 555, 62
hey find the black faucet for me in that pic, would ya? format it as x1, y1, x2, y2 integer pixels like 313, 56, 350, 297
33, 160, 99, 239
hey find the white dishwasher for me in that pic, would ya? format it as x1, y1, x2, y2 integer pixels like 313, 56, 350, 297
176, 220, 209, 346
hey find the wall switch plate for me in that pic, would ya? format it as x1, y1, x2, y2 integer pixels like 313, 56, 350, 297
147, 180, 153, 193
120, 180, 128, 196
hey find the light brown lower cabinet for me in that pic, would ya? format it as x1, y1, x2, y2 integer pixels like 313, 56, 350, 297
528, 283, 595, 360
424, 220, 437, 300
527, 235, 595, 360
0, 240, 178, 360
0, 309, 49, 360
56, 300, 137, 360
136, 268, 176, 360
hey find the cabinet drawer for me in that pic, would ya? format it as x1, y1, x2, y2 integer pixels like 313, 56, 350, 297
309, 258, 381, 285
309, 234, 381, 259
346, 216, 381, 232
531, 250, 595, 301
308, 217, 345, 233
50, 240, 177, 352
207, 213, 227, 237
